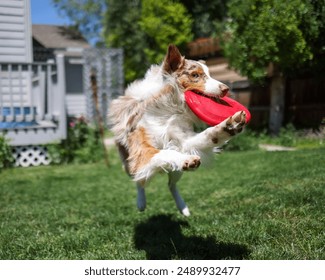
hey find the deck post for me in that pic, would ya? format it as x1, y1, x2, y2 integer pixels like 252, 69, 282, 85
55, 54, 67, 140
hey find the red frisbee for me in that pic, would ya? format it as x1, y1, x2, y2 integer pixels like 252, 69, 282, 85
185, 90, 251, 126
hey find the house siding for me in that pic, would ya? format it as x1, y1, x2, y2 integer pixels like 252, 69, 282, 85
66, 94, 87, 117
0, 0, 32, 63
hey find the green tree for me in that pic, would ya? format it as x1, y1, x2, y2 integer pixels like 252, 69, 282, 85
105, 0, 193, 82
181, 0, 228, 38
104, 0, 148, 83
139, 0, 193, 64
52, 0, 106, 43
53, 0, 193, 83
222, 0, 324, 134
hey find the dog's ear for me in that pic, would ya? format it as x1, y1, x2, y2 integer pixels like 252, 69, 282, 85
163, 45, 185, 74
198, 60, 206, 65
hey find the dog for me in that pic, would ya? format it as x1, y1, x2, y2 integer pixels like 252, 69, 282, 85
109, 45, 246, 216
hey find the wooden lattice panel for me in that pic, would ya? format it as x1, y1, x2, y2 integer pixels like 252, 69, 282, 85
12, 145, 51, 167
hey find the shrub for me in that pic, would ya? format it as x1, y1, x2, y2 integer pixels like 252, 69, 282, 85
0, 135, 14, 171
224, 124, 324, 152
223, 129, 259, 151
48, 117, 104, 164
275, 124, 297, 147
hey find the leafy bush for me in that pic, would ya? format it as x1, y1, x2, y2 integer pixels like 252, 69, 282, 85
48, 117, 104, 164
273, 124, 296, 147
224, 124, 324, 151
0, 135, 14, 171
223, 129, 259, 151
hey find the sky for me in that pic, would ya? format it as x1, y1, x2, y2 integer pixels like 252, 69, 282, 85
30, 0, 71, 25
30, 0, 98, 44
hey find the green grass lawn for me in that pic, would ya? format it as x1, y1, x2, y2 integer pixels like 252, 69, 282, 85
0, 147, 324, 260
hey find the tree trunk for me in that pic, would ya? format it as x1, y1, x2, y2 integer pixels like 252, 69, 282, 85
269, 72, 286, 136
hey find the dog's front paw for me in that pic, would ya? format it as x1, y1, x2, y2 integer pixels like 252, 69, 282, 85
182, 155, 201, 171
223, 110, 246, 136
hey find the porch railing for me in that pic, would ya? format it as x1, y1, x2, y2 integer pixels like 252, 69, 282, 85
0, 54, 67, 146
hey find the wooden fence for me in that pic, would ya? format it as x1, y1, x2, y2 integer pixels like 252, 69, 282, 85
286, 76, 325, 127
233, 76, 325, 129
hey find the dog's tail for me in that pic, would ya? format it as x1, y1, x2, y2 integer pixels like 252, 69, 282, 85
108, 95, 144, 147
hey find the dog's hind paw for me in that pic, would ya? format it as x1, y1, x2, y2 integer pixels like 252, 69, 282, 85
181, 206, 191, 217
182, 155, 201, 171
137, 202, 146, 212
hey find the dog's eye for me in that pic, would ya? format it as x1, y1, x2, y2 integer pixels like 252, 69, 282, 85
191, 73, 199, 78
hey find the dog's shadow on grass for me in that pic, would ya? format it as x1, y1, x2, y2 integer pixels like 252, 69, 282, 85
134, 214, 250, 260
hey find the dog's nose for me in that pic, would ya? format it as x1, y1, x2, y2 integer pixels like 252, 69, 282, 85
219, 84, 229, 97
